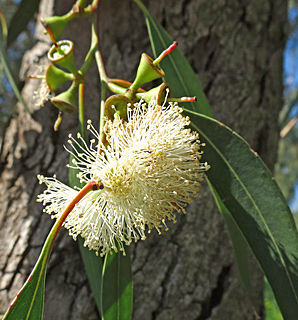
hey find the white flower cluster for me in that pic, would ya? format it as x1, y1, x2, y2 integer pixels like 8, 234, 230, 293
37, 101, 209, 256
32, 67, 54, 107
33, 78, 54, 107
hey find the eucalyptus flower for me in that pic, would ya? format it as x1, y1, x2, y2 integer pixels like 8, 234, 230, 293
37, 100, 209, 256
33, 78, 54, 107
31, 66, 54, 107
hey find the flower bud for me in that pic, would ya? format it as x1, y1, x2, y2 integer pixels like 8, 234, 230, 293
45, 65, 73, 91
41, 15, 69, 43
129, 53, 165, 93
48, 40, 78, 76
51, 83, 77, 113
54, 111, 63, 131
137, 82, 170, 105
104, 95, 133, 120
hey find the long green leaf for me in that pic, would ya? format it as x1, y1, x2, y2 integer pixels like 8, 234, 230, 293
7, 0, 41, 46
78, 236, 103, 313
101, 247, 133, 320
2, 221, 57, 320
188, 111, 298, 319
0, 35, 30, 115
2, 266, 46, 320
208, 180, 252, 294
135, 0, 252, 305
133, 0, 212, 118
2, 179, 98, 319
135, 1, 298, 318
0, 10, 7, 47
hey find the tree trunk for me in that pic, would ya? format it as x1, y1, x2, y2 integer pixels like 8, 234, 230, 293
0, 0, 287, 319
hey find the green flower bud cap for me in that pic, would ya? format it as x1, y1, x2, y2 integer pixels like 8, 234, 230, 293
48, 40, 78, 76
137, 82, 170, 105
130, 53, 165, 92
45, 65, 73, 91
51, 83, 77, 113
129, 42, 178, 93
41, 15, 69, 43
104, 95, 133, 120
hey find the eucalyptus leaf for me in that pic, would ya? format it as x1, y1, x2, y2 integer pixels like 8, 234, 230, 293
7, 0, 41, 46
101, 248, 133, 320
208, 180, 252, 294
134, 0, 252, 305
188, 111, 298, 319
2, 225, 56, 320
135, 1, 298, 317
2, 267, 45, 320
78, 236, 103, 313
0, 36, 30, 115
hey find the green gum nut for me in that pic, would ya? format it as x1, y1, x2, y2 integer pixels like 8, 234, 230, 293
129, 53, 165, 93
48, 40, 78, 76
51, 83, 77, 113
40, 15, 69, 42
45, 65, 73, 91
104, 95, 133, 120
137, 82, 170, 105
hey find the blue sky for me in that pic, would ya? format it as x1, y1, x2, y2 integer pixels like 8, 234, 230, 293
284, 6, 298, 212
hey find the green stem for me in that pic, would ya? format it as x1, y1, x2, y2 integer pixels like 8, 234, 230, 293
46, 0, 98, 26
97, 79, 108, 155
80, 19, 98, 77
56, 2, 97, 23
94, 48, 108, 132
107, 81, 128, 95
95, 49, 108, 83
77, 0, 87, 8
94, 50, 127, 95
49, 181, 97, 246
100, 81, 108, 132
78, 83, 87, 141
91, 0, 100, 10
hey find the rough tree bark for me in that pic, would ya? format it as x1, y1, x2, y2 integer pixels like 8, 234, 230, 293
0, 0, 287, 319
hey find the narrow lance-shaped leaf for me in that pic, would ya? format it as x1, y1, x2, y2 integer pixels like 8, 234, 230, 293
2, 181, 97, 320
0, 30, 30, 115
7, 0, 42, 46
77, 236, 103, 314
208, 180, 252, 295
2, 253, 47, 320
134, 0, 257, 307
135, 1, 298, 317
187, 111, 298, 319
101, 247, 133, 320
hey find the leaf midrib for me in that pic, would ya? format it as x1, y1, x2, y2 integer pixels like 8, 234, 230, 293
117, 252, 120, 320
191, 120, 298, 304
